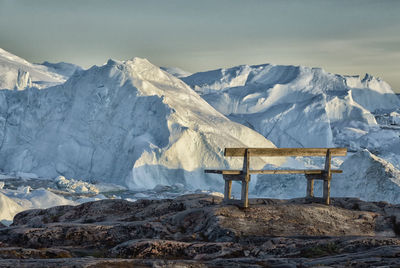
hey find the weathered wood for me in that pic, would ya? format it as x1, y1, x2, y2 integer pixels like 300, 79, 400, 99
324, 149, 332, 179
241, 149, 251, 208
241, 178, 250, 208
205, 169, 342, 175
242, 148, 250, 176
323, 149, 332, 205
248, 169, 342, 175
306, 177, 315, 198
225, 147, 347, 157
205, 170, 242, 175
223, 179, 232, 201
244, 149, 250, 180
323, 179, 331, 205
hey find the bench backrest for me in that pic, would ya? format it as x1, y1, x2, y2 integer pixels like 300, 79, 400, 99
224, 148, 347, 157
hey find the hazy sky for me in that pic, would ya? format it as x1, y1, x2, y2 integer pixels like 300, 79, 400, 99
1, 0, 399, 92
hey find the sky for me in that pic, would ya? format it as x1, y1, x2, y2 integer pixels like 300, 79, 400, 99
0, 0, 399, 92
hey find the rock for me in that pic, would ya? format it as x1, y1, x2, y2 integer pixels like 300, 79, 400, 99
0, 194, 399, 266
0, 247, 72, 259
110, 239, 243, 260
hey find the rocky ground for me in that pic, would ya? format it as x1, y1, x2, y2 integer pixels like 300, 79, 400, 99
0, 194, 399, 267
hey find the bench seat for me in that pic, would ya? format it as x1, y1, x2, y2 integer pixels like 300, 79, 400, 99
205, 169, 342, 176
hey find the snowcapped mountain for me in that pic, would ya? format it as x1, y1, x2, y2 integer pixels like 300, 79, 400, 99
0, 57, 281, 191
0, 48, 80, 90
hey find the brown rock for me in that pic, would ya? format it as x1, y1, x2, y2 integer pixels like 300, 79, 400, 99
0, 247, 72, 259
0, 194, 399, 266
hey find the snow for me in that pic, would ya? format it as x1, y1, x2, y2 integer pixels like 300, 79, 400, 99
183, 65, 400, 149
0, 186, 76, 225
75, 194, 107, 204
390, 111, 400, 125
40, 61, 83, 79
0, 55, 282, 193
0, 48, 80, 90
160, 66, 192, 78
55, 176, 100, 194
182, 64, 255, 94
0, 192, 24, 225
54, 176, 127, 194
332, 150, 400, 203
253, 149, 400, 204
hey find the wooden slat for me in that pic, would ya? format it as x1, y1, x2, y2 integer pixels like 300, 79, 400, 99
205, 169, 242, 175
249, 169, 342, 174
205, 169, 342, 175
224, 147, 347, 157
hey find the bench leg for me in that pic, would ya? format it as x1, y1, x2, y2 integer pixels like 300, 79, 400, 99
323, 179, 331, 205
224, 180, 232, 201
241, 176, 250, 208
323, 149, 332, 205
306, 178, 314, 198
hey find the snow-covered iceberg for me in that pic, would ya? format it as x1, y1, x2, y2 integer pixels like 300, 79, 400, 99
0, 57, 281, 191
0, 186, 76, 225
182, 64, 400, 149
0, 48, 81, 90
332, 150, 400, 203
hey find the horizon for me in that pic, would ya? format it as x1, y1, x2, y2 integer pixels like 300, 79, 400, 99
0, 0, 399, 92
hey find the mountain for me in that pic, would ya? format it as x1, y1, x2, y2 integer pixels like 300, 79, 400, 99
0, 57, 281, 190
0, 48, 80, 90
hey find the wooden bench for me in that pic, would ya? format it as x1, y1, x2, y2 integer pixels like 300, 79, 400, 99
205, 148, 347, 208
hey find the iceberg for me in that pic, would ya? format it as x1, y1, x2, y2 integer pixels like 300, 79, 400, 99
0, 54, 281, 192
